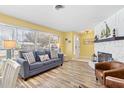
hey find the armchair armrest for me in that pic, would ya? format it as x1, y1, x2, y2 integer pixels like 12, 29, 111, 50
58, 53, 64, 63
95, 62, 111, 70
103, 68, 124, 85
105, 76, 124, 88
16, 58, 29, 79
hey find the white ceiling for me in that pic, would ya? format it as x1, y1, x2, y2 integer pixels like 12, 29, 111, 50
0, 5, 123, 32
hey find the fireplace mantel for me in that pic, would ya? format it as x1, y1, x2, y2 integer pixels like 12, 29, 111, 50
94, 36, 124, 43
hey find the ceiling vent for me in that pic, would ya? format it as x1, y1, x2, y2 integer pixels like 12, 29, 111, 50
55, 5, 64, 10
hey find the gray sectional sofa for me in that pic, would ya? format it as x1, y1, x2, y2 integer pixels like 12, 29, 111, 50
17, 50, 63, 80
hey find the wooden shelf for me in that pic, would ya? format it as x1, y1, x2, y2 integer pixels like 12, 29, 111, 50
94, 36, 124, 43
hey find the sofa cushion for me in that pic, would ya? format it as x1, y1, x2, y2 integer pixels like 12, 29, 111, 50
41, 58, 61, 66
45, 50, 51, 59
42, 60, 52, 65
49, 58, 57, 62
35, 50, 45, 55
50, 58, 61, 63
29, 62, 44, 70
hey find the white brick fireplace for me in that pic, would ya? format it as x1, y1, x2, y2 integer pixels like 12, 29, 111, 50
94, 40, 124, 62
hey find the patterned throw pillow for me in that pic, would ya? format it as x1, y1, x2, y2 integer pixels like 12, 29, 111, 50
39, 54, 50, 62
50, 49, 58, 59
44, 54, 50, 60
39, 55, 46, 62
23, 52, 36, 64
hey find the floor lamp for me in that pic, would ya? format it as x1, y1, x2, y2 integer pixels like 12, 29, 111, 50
4, 40, 16, 59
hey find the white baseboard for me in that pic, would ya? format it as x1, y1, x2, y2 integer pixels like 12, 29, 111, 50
72, 58, 91, 62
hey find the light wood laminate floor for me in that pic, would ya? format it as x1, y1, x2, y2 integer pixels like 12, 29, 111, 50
16, 60, 104, 88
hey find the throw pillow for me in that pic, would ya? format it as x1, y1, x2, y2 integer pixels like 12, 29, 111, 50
44, 54, 50, 60
50, 49, 58, 59
23, 52, 36, 64
39, 55, 46, 62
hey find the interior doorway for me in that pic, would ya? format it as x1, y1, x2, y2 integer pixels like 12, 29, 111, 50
74, 35, 80, 58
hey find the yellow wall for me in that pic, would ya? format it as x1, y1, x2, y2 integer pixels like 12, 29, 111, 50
80, 29, 94, 59
63, 32, 74, 59
0, 12, 65, 52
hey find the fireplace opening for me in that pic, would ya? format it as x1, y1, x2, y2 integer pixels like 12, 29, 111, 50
92, 52, 113, 62
97, 52, 113, 62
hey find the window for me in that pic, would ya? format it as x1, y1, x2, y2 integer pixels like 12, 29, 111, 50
16, 29, 36, 51
37, 32, 50, 50
0, 23, 59, 60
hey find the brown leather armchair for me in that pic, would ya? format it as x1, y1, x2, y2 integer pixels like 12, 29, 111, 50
95, 61, 124, 85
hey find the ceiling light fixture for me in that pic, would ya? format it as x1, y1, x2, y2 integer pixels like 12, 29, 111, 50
55, 5, 64, 10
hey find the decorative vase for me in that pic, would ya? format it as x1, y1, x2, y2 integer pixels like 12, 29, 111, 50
92, 53, 97, 62
113, 28, 116, 37
95, 35, 98, 41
